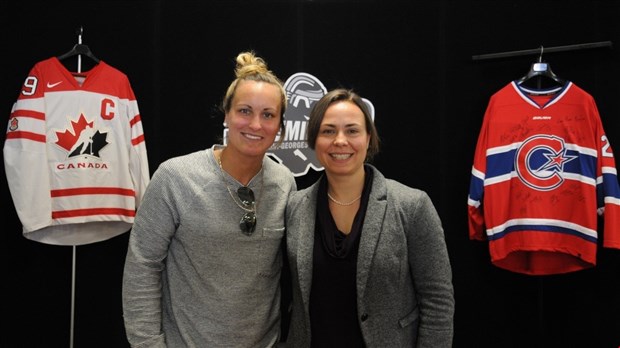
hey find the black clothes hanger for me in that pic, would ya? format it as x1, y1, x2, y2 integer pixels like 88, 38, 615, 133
57, 27, 100, 64
517, 46, 564, 89
58, 43, 100, 63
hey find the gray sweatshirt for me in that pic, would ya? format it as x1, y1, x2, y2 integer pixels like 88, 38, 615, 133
123, 145, 296, 347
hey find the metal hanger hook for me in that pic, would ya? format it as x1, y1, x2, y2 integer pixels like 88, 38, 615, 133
76, 26, 84, 44
538, 45, 544, 62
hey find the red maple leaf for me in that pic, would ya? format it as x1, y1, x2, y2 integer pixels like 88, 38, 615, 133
55, 114, 94, 151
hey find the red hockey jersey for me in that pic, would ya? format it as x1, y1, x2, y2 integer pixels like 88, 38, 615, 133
467, 81, 620, 275
4, 57, 150, 245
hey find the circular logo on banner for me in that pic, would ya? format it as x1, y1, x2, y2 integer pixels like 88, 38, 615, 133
267, 73, 327, 176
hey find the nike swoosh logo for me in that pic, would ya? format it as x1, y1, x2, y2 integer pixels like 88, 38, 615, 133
47, 81, 62, 88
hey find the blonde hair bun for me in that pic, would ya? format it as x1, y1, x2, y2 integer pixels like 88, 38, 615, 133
235, 51, 270, 78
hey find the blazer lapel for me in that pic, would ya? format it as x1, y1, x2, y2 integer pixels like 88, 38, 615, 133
296, 185, 318, 312
356, 166, 388, 301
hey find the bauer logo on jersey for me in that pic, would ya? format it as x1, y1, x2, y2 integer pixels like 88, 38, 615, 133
515, 134, 577, 191
54, 113, 110, 160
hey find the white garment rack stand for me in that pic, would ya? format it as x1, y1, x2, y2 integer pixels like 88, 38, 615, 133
70, 27, 84, 348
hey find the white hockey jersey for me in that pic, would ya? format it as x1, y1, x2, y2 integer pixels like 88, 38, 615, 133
4, 57, 150, 245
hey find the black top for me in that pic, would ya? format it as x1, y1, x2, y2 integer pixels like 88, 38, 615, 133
309, 166, 373, 348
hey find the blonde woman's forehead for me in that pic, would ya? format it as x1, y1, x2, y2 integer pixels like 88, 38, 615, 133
233, 81, 281, 108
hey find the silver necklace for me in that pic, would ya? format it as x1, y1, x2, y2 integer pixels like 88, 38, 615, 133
327, 192, 362, 206
217, 150, 263, 212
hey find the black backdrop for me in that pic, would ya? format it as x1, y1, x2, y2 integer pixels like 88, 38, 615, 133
2, 1, 619, 347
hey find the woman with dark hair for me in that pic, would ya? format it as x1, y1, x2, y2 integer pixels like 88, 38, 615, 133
285, 89, 454, 347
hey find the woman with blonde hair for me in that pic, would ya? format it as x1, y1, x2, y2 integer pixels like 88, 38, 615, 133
122, 51, 296, 347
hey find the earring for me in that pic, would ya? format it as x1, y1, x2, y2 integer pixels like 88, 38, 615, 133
223, 121, 228, 127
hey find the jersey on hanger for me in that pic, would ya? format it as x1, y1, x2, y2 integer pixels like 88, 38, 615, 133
3, 57, 150, 245
467, 81, 620, 275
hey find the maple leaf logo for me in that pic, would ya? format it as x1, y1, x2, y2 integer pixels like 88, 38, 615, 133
55, 114, 109, 158
55, 114, 93, 151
